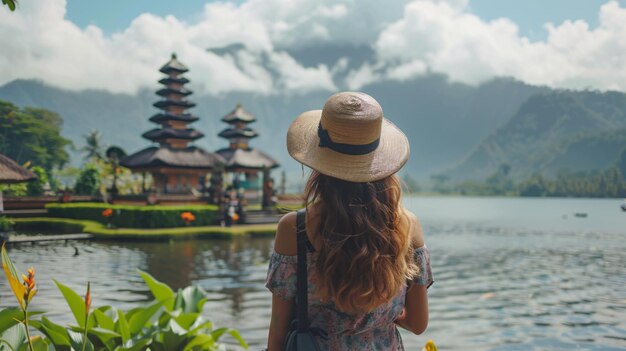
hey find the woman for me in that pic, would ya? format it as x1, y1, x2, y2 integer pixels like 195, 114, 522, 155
266, 92, 433, 350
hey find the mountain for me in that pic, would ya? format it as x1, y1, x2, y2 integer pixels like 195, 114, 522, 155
449, 90, 626, 180
0, 76, 544, 182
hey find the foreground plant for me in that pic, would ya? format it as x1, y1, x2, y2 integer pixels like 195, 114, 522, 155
1, 243, 38, 351
422, 339, 438, 351
0, 246, 248, 351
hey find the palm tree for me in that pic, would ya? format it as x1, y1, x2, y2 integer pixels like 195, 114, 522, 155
105, 146, 126, 195
81, 130, 105, 161
2, 0, 17, 11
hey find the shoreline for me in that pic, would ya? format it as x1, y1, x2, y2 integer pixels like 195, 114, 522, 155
11, 217, 277, 241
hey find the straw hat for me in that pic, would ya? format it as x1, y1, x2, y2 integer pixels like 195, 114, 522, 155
287, 92, 410, 183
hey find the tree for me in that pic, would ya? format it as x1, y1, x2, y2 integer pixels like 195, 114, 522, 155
430, 174, 450, 193
104, 146, 126, 194
26, 166, 49, 196
485, 163, 513, 194
81, 130, 106, 161
0, 100, 72, 171
74, 166, 101, 195
518, 173, 548, 197
618, 149, 626, 182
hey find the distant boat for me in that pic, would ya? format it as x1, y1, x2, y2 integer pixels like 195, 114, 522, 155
574, 212, 588, 218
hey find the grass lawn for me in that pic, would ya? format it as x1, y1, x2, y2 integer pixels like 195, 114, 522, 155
12, 217, 277, 241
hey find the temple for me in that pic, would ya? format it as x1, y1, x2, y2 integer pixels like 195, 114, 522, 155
216, 104, 279, 207
121, 54, 223, 194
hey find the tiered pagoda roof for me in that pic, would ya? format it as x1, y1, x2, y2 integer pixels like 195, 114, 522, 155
215, 148, 279, 170
121, 146, 222, 169
216, 103, 279, 171
217, 127, 258, 139
221, 104, 256, 124
121, 53, 223, 171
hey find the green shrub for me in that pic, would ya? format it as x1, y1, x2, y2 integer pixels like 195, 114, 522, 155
26, 166, 48, 196
74, 166, 101, 195
13, 218, 85, 234
46, 203, 220, 228
0, 216, 14, 232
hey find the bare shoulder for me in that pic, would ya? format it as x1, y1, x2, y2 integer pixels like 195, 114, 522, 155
273, 211, 298, 256
403, 209, 425, 247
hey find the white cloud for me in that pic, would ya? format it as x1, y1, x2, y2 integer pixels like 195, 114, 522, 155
1, 0, 626, 94
345, 63, 381, 90
371, 0, 626, 91
0, 0, 338, 95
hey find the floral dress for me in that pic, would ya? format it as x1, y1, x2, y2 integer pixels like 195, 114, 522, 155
265, 242, 434, 350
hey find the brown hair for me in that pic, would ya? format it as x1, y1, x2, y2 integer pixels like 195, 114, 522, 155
304, 171, 419, 313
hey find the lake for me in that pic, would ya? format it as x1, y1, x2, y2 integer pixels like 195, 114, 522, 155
2, 196, 625, 350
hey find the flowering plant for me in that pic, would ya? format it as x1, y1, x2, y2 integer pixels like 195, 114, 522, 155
181, 211, 196, 225
0, 246, 248, 351
101, 208, 113, 218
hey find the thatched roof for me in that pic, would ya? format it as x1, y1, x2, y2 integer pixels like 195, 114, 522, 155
221, 104, 256, 124
0, 153, 37, 184
143, 128, 204, 141
149, 112, 199, 124
159, 53, 189, 74
159, 77, 189, 85
218, 127, 258, 140
153, 99, 196, 110
121, 146, 224, 170
156, 87, 193, 97
216, 147, 279, 170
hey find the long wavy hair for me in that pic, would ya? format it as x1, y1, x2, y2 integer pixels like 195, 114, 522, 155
304, 171, 419, 313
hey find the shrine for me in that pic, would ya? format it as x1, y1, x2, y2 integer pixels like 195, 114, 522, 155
215, 104, 279, 208
121, 54, 223, 195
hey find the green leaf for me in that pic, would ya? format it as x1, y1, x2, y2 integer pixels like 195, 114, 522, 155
0, 324, 26, 351
2, 0, 16, 11
210, 328, 248, 349
53, 280, 86, 328
0, 308, 24, 334
115, 310, 130, 344
30, 321, 71, 348
188, 319, 213, 335
138, 270, 174, 311
29, 335, 49, 351
159, 326, 187, 351
2, 245, 26, 309
41, 316, 69, 338
116, 338, 151, 351
87, 327, 121, 346
67, 330, 94, 351
171, 312, 199, 331
128, 300, 162, 335
182, 334, 214, 351
93, 309, 115, 331
179, 286, 207, 313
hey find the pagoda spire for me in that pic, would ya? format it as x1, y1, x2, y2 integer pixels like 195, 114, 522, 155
120, 54, 224, 195
218, 103, 258, 149
145, 53, 202, 149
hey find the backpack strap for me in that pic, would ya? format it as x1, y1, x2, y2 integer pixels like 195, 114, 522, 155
296, 208, 310, 332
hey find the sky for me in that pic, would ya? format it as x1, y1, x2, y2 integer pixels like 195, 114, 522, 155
64, 0, 618, 40
1, 0, 626, 95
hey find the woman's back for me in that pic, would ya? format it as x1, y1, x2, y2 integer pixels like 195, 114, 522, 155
266, 207, 433, 350
265, 91, 433, 350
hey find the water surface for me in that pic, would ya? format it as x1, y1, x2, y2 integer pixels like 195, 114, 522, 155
2, 196, 625, 350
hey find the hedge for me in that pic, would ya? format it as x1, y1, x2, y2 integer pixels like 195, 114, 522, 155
46, 203, 220, 229
13, 218, 277, 241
